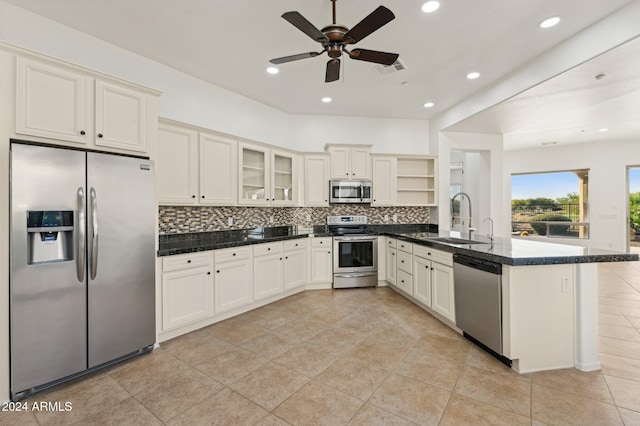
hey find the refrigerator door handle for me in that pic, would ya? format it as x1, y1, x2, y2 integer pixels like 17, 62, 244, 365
76, 187, 86, 282
89, 187, 99, 280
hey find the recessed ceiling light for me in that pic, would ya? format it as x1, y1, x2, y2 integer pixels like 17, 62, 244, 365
539, 16, 560, 29
466, 72, 480, 80
542, 141, 557, 146
421, 1, 440, 13
321, 97, 332, 103
423, 102, 435, 108
598, 128, 609, 132
266, 67, 279, 74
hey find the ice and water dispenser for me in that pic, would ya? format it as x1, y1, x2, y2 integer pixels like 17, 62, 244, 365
26, 210, 74, 264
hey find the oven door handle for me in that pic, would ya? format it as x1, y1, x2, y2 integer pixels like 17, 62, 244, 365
334, 236, 377, 242
334, 272, 377, 278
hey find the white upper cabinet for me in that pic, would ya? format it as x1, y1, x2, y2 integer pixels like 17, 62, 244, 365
15, 56, 158, 156
157, 120, 237, 205
15, 57, 88, 144
371, 155, 396, 206
326, 144, 372, 180
200, 132, 237, 205
239, 142, 297, 206
304, 154, 330, 206
94, 80, 147, 153
157, 121, 199, 205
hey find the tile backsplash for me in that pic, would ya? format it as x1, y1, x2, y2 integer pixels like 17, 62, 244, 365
159, 205, 430, 235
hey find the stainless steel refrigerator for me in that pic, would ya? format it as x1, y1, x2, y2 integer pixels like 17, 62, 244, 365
10, 142, 156, 400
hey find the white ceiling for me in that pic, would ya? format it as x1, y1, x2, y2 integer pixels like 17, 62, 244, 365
4, 0, 637, 149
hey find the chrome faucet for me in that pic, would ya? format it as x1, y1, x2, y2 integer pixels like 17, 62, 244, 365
451, 192, 473, 237
483, 217, 494, 242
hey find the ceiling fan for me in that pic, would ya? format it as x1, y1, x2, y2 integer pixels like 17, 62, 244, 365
269, 0, 399, 83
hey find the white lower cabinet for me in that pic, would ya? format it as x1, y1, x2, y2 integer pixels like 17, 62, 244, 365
214, 247, 253, 313
387, 243, 456, 324
310, 238, 333, 284
161, 252, 214, 332
284, 239, 308, 290
160, 238, 313, 341
385, 238, 397, 286
430, 261, 455, 322
413, 255, 431, 306
253, 242, 284, 301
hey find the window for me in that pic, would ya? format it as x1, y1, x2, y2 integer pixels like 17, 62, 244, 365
511, 170, 589, 238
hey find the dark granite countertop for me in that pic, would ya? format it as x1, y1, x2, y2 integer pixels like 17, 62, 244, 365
158, 224, 636, 266
157, 223, 435, 257
387, 231, 639, 266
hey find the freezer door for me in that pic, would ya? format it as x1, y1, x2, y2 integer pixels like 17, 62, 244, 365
87, 153, 156, 367
10, 143, 87, 393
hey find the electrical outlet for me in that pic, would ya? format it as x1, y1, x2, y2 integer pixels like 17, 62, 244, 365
384, 214, 389, 221
270, 215, 274, 224
228, 217, 233, 226
306, 215, 311, 222
392, 214, 397, 223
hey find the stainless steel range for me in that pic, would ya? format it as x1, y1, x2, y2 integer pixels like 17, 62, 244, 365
327, 215, 378, 288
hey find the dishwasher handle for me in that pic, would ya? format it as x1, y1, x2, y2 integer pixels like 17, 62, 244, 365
453, 254, 502, 275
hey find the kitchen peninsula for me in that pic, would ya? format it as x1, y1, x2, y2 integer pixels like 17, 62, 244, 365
158, 225, 637, 374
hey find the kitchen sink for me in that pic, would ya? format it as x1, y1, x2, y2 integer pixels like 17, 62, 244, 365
427, 237, 489, 245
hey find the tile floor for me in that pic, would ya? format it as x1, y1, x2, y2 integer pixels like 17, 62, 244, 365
3, 261, 640, 425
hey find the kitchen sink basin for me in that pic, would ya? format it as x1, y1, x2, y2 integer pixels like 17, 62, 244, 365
427, 237, 489, 245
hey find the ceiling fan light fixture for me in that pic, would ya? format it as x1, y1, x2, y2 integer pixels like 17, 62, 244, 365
421, 1, 440, 13
266, 67, 279, 74
322, 97, 332, 103
466, 71, 480, 80
539, 16, 560, 29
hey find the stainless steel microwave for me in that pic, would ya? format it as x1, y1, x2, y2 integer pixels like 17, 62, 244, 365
329, 180, 372, 203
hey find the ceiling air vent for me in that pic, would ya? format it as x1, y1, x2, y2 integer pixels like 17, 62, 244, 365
371, 58, 406, 76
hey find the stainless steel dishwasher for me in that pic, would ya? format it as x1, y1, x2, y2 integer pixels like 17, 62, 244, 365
453, 254, 511, 366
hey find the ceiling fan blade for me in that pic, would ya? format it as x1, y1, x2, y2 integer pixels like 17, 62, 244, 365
270, 52, 321, 65
343, 6, 395, 44
282, 11, 329, 42
325, 59, 340, 83
349, 49, 398, 65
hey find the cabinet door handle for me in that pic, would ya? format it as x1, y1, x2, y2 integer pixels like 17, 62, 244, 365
328, 251, 331, 254
267, 247, 271, 251
401, 260, 404, 263
187, 260, 191, 263
216, 270, 220, 273
280, 257, 283, 260
201, 195, 205, 199
285, 256, 288, 259
346, 173, 349, 176
97, 133, 103, 138
233, 253, 236, 256
192, 195, 196, 198
80, 130, 86, 135
207, 271, 211, 275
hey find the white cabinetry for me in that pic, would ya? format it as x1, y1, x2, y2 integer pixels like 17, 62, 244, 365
371, 155, 396, 206
284, 239, 309, 290
310, 238, 333, 285
413, 245, 455, 322
157, 121, 198, 205
199, 132, 238, 205
396, 157, 437, 206
214, 247, 253, 313
161, 252, 214, 332
371, 155, 438, 206
396, 242, 413, 295
239, 143, 297, 206
253, 242, 284, 301
384, 238, 397, 286
326, 144, 372, 179
304, 154, 330, 206
157, 120, 237, 205
15, 56, 158, 155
